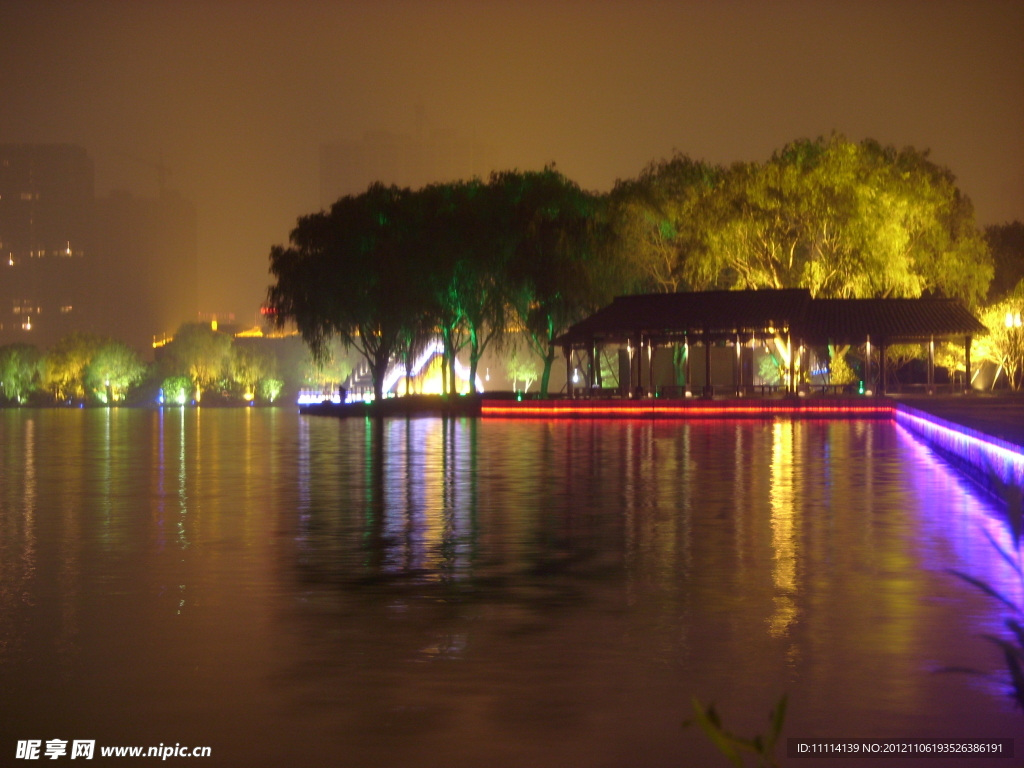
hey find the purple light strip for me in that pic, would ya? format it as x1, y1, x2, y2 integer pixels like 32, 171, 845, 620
895, 404, 1024, 488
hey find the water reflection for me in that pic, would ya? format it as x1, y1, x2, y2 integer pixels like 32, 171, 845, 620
769, 420, 798, 638
0, 410, 1021, 766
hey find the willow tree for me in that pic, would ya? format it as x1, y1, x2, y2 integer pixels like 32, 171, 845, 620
163, 323, 232, 402
0, 343, 43, 404
43, 332, 105, 402
505, 168, 631, 396
84, 340, 146, 402
268, 184, 431, 402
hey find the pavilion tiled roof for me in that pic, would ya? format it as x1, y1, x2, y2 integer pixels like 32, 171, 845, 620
559, 289, 811, 343
556, 290, 987, 347
796, 298, 988, 344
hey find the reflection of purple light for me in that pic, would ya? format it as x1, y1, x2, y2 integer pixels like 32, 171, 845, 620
895, 405, 1024, 488
895, 421, 1022, 677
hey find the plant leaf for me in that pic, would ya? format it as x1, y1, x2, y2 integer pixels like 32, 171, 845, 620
948, 569, 1023, 615
690, 697, 745, 768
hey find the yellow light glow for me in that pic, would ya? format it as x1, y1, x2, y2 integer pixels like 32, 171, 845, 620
211, 319, 218, 331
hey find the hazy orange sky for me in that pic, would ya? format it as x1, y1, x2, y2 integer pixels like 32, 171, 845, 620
2, 0, 1022, 321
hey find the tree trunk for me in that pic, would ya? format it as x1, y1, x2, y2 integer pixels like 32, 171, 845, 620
372, 354, 389, 402
539, 345, 556, 396
468, 326, 480, 394
673, 345, 687, 386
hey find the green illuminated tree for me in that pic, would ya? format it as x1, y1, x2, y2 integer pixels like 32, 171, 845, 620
268, 184, 428, 402
161, 375, 192, 405
504, 337, 541, 392
0, 343, 43, 404
258, 377, 284, 403
506, 167, 628, 395
84, 340, 146, 403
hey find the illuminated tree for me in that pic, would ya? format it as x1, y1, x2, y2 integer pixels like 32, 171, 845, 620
0, 343, 43, 404
506, 168, 628, 395
161, 375, 192, 405
268, 184, 426, 402
258, 377, 284, 403
85, 340, 146, 402
43, 332, 105, 402
685, 136, 992, 304
164, 323, 231, 401
608, 153, 720, 293
976, 286, 1024, 390
300, 339, 354, 392
504, 338, 541, 393
229, 344, 277, 400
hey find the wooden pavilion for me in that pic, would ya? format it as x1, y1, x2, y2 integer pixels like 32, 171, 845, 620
554, 289, 987, 398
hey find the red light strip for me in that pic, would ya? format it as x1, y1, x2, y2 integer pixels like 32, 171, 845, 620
481, 400, 894, 418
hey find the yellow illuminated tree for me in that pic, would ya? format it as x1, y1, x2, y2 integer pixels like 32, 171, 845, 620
85, 341, 146, 402
164, 323, 232, 402
43, 332, 105, 402
230, 344, 276, 400
976, 287, 1024, 390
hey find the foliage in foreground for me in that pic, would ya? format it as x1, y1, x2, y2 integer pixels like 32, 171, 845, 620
686, 694, 788, 768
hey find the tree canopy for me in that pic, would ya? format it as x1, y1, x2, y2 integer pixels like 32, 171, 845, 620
612, 136, 992, 305
268, 136, 998, 399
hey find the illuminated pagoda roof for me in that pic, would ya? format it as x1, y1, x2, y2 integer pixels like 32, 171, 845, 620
555, 289, 987, 348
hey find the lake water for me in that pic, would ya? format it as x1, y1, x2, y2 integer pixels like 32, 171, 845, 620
0, 409, 1020, 766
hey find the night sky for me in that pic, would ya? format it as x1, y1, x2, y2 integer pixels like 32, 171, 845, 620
2, 0, 1021, 321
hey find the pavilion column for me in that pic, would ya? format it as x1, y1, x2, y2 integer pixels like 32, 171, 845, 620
927, 336, 935, 395
648, 340, 656, 398
589, 339, 598, 393
684, 337, 692, 397
864, 335, 872, 395
735, 333, 742, 396
879, 343, 888, 396
630, 331, 638, 397
787, 332, 795, 395
565, 346, 574, 399
704, 330, 713, 399
965, 335, 972, 394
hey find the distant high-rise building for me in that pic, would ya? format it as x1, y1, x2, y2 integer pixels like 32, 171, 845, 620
0, 144, 198, 354
0, 144, 94, 346
320, 129, 498, 208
